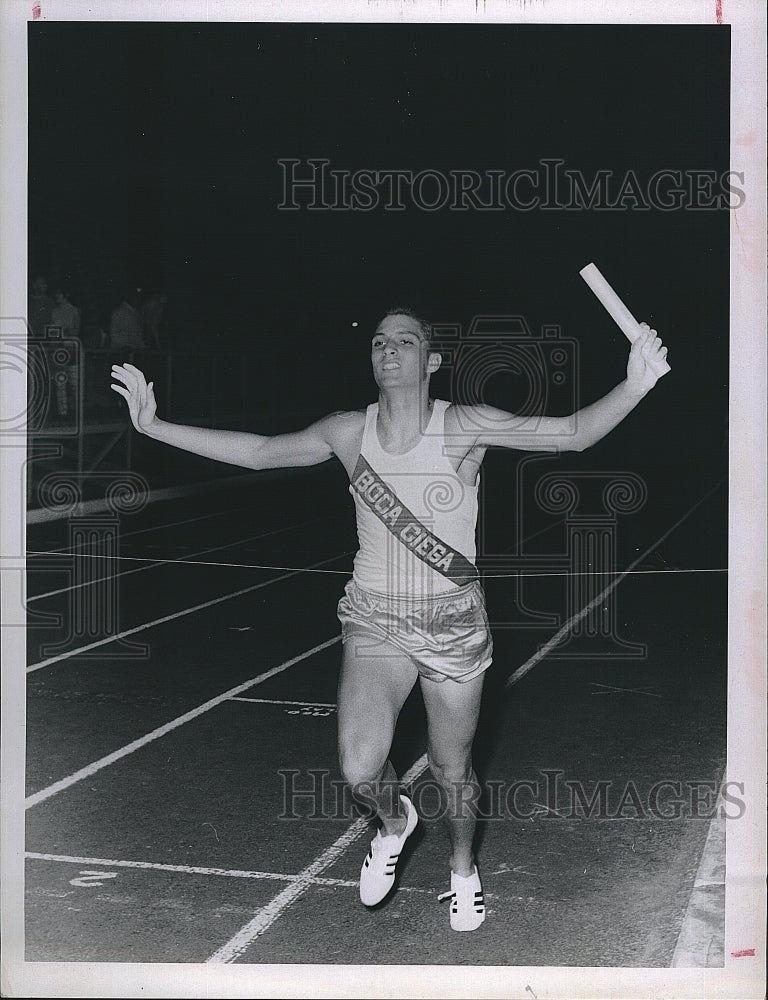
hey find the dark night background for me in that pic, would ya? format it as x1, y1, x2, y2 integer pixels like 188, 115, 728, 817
28, 22, 730, 477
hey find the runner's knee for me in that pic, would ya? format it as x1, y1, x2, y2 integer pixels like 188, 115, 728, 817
338, 740, 390, 788
427, 748, 475, 789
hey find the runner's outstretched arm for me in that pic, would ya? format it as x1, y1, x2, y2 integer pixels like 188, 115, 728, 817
465, 324, 669, 453
110, 362, 336, 470
565, 325, 668, 449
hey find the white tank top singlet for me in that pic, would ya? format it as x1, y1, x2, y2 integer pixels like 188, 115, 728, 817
349, 399, 479, 598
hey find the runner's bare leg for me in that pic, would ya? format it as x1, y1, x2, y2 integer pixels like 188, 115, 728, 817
337, 634, 419, 835
420, 672, 486, 877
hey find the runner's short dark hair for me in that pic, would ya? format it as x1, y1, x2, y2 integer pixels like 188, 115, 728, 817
383, 306, 435, 348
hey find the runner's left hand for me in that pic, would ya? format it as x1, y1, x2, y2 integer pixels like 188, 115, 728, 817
626, 324, 668, 395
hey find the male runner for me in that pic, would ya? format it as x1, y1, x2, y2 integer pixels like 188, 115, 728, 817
111, 308, 667, 931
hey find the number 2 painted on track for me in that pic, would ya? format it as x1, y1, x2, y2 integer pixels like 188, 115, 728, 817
69, 870, 118, 887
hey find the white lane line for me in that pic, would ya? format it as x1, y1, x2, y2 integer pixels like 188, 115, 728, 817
27, 516, 328, 602
25, 854, 531, 905
26, 550, 352, 673
484, 567, 726, 579
27, 553, 352, 575
671, 772, 727, 968
26, 472, 269, 525
206, 754, 430, 963
25, 635, 342, 810
24, 556, 724, 589
24, 852, 437, 895
26, 851, 324, 881
26, 501, 258, 554
25, 852, 356, 888
505, 480, 725, 689
230, 697, 337, 708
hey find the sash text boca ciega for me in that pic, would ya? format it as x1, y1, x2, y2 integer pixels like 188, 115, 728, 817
351, 457, 478, 585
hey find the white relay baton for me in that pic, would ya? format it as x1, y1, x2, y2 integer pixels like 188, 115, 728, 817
579, 262, 671, 376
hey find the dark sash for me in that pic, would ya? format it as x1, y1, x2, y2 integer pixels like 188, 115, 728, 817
350, 455, 479, 587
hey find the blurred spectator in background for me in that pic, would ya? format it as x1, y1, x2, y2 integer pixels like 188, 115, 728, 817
50, 283, 82, 418
141, 289, 167, 350
109, 286, 145, 349
51, 284, 81, 339
28, 271, 54, 338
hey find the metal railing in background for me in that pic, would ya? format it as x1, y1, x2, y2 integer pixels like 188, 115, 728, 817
26, 345, 254, 510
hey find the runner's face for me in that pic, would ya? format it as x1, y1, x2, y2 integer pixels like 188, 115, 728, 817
371, 314, 437, 388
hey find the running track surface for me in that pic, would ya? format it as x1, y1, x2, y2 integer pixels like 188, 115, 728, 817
21, 459, 728, 967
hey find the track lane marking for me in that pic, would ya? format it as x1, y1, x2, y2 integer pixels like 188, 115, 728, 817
24, 635, 342, 809
25, 852, 360, 887
26, 473, 275, 525
27, 553, 353, 574
230, 697, 337, 708
671, 771, 727, 968
26, 852, 524, 901
27, 516, 329, 601
26, 551, 352, 673
505, 479, 725, 689
26, 501, 259, 554
28, 551, 724, 579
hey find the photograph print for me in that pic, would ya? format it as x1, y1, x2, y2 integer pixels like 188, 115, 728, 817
2, 2, 765, 998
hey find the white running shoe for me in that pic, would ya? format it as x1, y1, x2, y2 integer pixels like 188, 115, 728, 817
359, 794, 418, 906
438, 865, 486, 931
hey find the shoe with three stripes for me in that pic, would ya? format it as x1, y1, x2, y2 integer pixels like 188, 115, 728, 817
438, 865, 486, 931
359, 794, 418, 906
